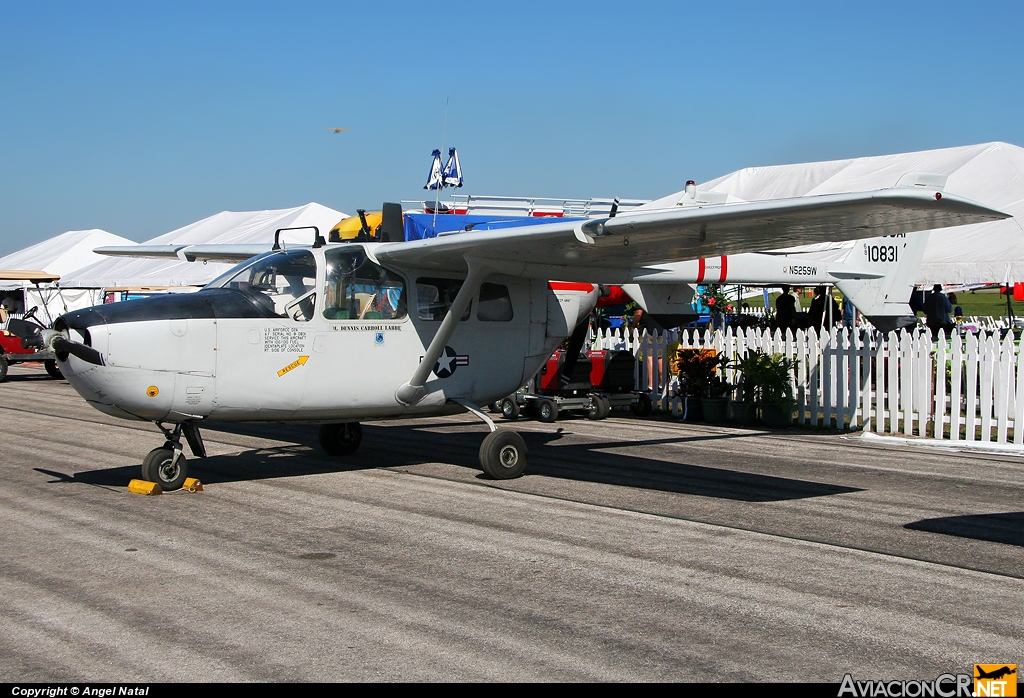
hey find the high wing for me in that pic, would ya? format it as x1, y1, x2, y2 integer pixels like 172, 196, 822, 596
93, 188, 1007, 279
374, 188, 1007, 280
93, 244, 274, 263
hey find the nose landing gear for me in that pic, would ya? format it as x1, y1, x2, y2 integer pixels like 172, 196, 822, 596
142, 421, 206, 491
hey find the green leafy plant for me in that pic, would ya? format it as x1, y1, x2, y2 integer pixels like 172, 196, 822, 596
735, 350, 797, 407
675, 347, 734, 398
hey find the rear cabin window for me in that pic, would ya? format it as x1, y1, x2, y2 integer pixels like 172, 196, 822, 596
323, 248, 407, 320
417, 278, 470, 321
477, 283, 513, 322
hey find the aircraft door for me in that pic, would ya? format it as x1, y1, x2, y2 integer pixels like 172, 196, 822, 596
208, 250, 319, 420
294, 247, 420, 420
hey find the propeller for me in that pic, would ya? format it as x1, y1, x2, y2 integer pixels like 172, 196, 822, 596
5, 319, 104, 365
52, 336, 105, 366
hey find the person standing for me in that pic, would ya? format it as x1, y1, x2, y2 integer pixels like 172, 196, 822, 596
842, 296, 856, 329
808, 285, 841, 332
926, 284, 954, 338
775, 285, 797, 333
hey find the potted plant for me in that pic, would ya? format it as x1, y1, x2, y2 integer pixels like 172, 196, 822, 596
735, 350, 798, 428
674, 347, 734, 422
699, 284, 735, 330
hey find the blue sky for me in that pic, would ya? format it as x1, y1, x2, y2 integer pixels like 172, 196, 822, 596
1, 1, 1022, 255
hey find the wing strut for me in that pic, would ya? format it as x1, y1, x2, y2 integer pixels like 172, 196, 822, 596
396, 257, 493, 405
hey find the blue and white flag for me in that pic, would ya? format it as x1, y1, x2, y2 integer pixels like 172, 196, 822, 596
424, 149, 444, 190
442, 147, 463, 188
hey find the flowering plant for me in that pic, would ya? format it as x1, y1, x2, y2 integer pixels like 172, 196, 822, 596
674, 347, 733, 398
700, 284, 734, 314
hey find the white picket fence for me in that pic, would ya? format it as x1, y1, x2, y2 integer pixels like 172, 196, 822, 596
592, 325, 1024, 444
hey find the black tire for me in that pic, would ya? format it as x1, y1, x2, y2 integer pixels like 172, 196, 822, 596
318, 422, 362, 456
479, 430, 528, 479
499, 397, 520, 420
488, 400, 503, 414
586, 395, 603, 420
140, 447, 188, 491
631, 393, 653, 417
44, 360, 63, 379
595, 395, 612, 420
0, 355, 7, 383
536, 398, 559, 423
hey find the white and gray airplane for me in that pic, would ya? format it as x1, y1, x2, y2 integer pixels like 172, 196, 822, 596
11, 188, 1005, 490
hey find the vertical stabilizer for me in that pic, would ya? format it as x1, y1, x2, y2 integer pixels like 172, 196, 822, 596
833, 231, 929, 332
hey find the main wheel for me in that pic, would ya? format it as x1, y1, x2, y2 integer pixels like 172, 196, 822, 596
536, 398, 559, 423
631, 393, 653, 417
499, 397, 520, 420
140, 447, 188, 491
318, 422, 362, 456
0, 355, 7, 383
479, 430, 528, 479
44, 360, 63, 379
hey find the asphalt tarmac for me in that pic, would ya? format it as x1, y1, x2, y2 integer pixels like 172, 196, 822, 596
1, 364, 1021, 682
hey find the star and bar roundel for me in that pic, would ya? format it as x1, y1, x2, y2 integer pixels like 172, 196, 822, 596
433, 346, 469, 378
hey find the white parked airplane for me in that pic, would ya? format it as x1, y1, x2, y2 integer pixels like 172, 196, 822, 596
12, 188, 1006, 489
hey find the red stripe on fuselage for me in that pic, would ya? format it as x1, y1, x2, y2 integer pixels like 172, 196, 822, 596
719, 255, 728, 283
548, 282, 595, 292
696, 258, 706, 283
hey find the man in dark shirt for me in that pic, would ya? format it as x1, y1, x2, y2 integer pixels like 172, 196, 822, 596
926, 283, 954, 338
775, 285, 797, 332
808, 285, 841, 331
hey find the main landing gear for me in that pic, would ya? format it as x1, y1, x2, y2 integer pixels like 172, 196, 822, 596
455, 399, 528, 479
142, 421, 206, 491
315, 416, 527, 479
478, 430, 527, 479
318, 422, 362, 456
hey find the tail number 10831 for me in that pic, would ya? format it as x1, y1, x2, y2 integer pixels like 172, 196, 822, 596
865, 244, 898, 263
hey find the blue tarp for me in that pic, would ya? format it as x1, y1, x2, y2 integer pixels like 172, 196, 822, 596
403, 214, 582, 241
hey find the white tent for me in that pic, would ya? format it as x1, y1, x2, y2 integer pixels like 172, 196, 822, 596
645, 142, 1024, 284
0, 229, 138, 322
63, 202, 347, 289
0, 229, 136, 289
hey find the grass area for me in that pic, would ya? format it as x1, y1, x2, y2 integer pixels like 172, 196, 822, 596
743, 287, 1024, 318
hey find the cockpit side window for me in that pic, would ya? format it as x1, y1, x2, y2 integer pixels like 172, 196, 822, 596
416, 278, 471, 321
206, 250, 317, 321
323, 248, 407, 321
477, 283, 514, 322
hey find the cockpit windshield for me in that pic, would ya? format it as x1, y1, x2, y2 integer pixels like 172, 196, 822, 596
323, 248, 406, 320
204, 250, 317, 320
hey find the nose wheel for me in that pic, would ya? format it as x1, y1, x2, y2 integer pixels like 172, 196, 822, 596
141, 446, 188, 491
141, 421, 205, 491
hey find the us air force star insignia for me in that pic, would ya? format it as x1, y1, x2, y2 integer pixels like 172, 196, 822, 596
433, 346, 469, 378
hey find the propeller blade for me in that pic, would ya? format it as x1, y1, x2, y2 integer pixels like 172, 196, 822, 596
52, 337, 105, 366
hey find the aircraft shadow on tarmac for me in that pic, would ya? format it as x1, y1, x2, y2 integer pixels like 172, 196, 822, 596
904, 512, 1024, 547
35, 420, 861, 503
